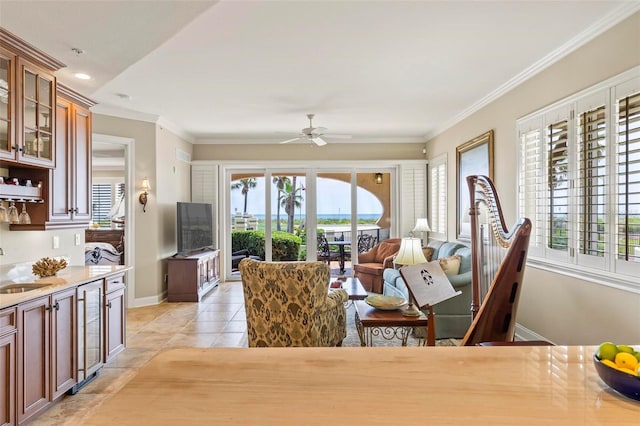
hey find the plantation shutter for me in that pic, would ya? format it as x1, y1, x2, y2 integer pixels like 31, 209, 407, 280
547, 118, 570, 252
617, 91, 640, 264
518, 118, 544, 257
191, 164, 218, 247
428, 155, 447, 241
91, 183, 112, 226
399, 163, 427, 237
576, 101, 607, 269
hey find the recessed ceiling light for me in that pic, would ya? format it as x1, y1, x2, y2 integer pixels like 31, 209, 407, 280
74, 72, 91, 80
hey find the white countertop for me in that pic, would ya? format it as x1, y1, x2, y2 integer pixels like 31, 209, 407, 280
0, 264, 131, 309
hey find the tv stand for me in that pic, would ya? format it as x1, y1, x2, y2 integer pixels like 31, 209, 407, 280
167, 249, 220, 302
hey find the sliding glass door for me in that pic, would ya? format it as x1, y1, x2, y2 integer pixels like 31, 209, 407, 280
226, 167, 395, 280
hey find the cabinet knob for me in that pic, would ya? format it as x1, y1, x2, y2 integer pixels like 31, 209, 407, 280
54, 302, 60, 311
46, 305, 53, 312
106, 301, 112, 309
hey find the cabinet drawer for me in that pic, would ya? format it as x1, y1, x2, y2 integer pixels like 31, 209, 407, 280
104, 273, 126, 293
0, 307, 17, 335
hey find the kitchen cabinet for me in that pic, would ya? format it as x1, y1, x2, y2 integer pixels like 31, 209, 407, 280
16, 288, 76, 424
0, 308, 16, 426
167, 249, 220, 302
49, 85, 94, 224
0, 46, 15, 162
0, 28, 64, 168
104, 273, 126, 363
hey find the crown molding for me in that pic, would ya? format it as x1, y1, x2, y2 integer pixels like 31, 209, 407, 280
424, 2, 640, 141
194, 136, 426, 145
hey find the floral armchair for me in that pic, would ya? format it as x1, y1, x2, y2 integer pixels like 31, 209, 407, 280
239, 258, 348, 347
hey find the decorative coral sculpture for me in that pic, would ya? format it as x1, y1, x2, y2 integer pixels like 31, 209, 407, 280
32, 257, 68, 278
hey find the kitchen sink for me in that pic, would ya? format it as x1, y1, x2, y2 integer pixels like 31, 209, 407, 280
0, 283, 51, 294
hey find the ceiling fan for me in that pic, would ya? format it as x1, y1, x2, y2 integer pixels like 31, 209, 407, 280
279, 114, 352, 146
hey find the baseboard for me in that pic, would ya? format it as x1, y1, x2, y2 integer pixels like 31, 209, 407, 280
129, 291, 168, 308
515, 323, 554, 344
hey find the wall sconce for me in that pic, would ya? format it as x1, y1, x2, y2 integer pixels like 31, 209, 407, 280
375, 172, 383, 184
139, 177, 151, 212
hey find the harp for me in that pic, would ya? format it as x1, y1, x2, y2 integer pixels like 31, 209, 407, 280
461, 175, 532, 346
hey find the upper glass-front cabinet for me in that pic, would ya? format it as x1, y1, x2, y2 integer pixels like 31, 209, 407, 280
18, 59, 55, 167
0, 46, 14, 160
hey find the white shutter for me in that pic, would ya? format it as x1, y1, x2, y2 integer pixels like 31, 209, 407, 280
518, 117, 544, 257
615, 86, 640, 277
575, 90, 608, 270
428, 154, 447, 241
191, 164, 218, 247
399, 163, 427, 237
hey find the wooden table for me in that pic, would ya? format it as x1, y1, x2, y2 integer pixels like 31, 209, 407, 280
83, 346, 638, 425
354, 300, 433, 346
331, 276, 367, 300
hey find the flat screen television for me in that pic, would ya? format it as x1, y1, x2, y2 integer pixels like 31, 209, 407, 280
176, 202, 214, 254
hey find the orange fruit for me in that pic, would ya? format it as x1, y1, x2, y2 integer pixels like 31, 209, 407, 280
617, 367, 637, 376
615, 352, 638, 371
601, 359, 617, 369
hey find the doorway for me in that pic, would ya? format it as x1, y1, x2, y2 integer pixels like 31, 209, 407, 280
92, 133, 135, 305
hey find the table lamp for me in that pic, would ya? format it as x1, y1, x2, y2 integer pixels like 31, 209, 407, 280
395, 236, 428, 316
412, 218, 431, 246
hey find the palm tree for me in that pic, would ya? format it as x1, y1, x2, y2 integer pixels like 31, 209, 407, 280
272, 176, 290, 231
280, 176, 304, 233
231, 178, 257, 214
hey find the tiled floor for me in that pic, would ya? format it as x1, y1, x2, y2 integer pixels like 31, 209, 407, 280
32, 280, 249, 425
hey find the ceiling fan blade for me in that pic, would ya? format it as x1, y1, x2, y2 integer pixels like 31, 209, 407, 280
280, 137, 301, 144
312, 126, 328, 134
311, 137, 327, 146
323, 133, 352, 139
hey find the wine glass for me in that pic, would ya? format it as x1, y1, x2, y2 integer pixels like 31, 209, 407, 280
7, 201, 19, 224
0, 201, 7, 223
19, 202, 31, 224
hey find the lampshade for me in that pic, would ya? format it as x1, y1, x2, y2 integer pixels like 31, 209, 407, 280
141, 177, 151, 192
412, 218, 431, 233
394, 237, 427, 266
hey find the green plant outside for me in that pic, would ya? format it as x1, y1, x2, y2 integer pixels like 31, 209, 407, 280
231, 230, 302, 261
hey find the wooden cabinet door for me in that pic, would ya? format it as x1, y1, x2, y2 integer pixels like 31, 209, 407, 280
0, 307, 16, 426
71, 103, 91, 222
16, 58, 55, 168
0, 45, 16, 162
50, 288, 76, 399
104, 288, 126, 363
17, 296, 50, 423
50, 98, 73, 221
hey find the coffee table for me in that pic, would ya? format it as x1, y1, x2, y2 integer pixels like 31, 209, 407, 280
354, 300, 434, 347
329, 277, 367, 301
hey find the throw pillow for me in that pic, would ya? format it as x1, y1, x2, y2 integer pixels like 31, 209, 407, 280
422, 247, 435, 262
439, 255, 461, 276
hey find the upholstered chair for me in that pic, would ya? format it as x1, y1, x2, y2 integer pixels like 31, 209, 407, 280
239, 259, 348, 347
353, 238, 402, 293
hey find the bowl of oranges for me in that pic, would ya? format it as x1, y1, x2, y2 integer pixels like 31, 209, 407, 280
593, 342, 640, 401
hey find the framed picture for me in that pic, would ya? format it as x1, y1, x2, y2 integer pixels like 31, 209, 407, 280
456, 130, 494, 240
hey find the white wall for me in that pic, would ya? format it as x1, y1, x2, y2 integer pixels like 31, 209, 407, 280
425, 12, 640, 345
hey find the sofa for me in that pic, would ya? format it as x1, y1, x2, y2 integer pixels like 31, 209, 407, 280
382, 240, 472, 339
353, 238, 402, 293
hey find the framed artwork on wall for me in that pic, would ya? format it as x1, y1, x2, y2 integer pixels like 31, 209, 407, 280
456, 130, 494, 240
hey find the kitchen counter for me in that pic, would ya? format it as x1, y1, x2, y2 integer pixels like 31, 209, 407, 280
84, 345, 639, 425
0, 264, 131, 309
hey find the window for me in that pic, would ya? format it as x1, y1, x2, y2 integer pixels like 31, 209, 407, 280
91, 183, 112, 227
518, 67, 640, 288
428, 154, 447, 241
91, 181, 124, 227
